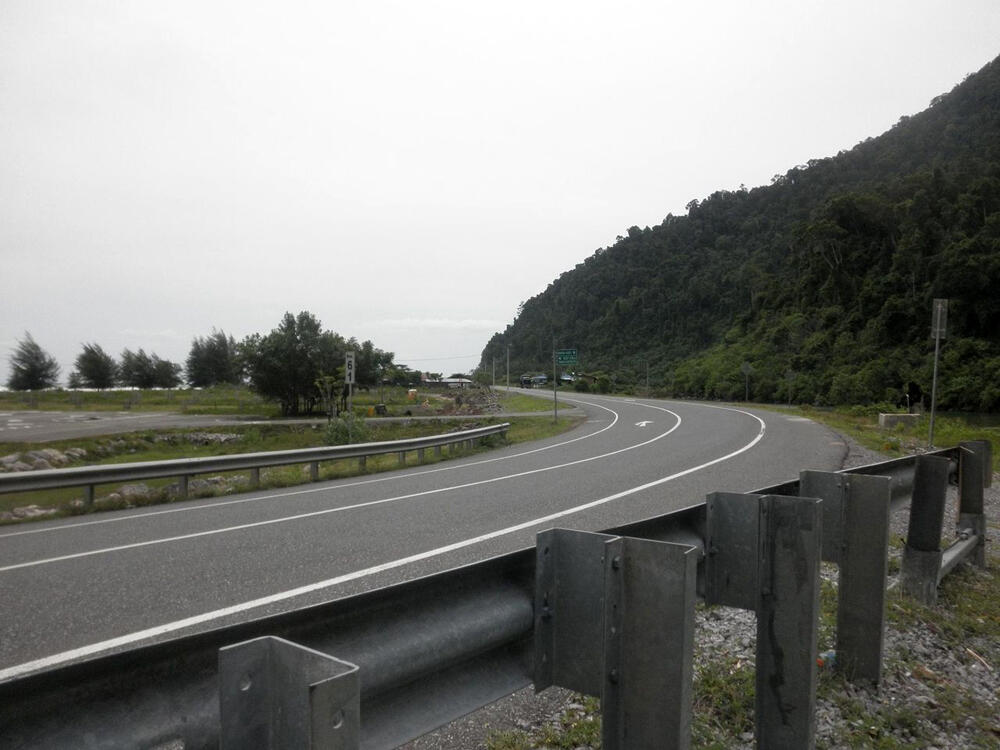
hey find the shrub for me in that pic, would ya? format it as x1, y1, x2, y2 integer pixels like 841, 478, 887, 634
324, 414, 370, 445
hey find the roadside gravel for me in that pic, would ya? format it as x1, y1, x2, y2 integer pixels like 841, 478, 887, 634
401, 436, 999, 749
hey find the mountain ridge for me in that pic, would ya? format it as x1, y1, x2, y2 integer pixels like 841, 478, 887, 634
480, 56, 1000, 410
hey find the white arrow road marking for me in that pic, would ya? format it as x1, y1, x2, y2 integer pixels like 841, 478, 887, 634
636, 420, 653, 427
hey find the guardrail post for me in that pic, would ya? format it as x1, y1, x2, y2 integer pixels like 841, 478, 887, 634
900, 455, 950, 603
310, 461, 320, 482
706, 493, 822, 748
250, 467, 261, 490
84, 484, 95, 508
397, 451, 406, 466
417, 448, 425, 463
534, 528, 698, 749
958, 440, 990, 568
800, 471, 891, 683
358, 455, 367, 472
434, 445, 442, 458
178, 474, 189, 500
219, 636, 360, 749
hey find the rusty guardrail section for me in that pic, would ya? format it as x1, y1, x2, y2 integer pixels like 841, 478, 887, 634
0, 440, 990, 749
0, 423, 510, 506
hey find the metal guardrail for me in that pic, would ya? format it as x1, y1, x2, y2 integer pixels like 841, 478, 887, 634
0, 423, 510, 506
0, 440, 991, 749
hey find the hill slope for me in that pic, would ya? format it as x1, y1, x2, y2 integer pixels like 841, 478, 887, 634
480, 56, 1000, 410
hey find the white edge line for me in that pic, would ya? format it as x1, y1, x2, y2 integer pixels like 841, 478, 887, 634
0, 407, 765, 682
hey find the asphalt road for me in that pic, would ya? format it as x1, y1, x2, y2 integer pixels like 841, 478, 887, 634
0, 394, 847, 679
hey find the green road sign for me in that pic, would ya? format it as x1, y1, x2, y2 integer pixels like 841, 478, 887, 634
556, 349, 578, 366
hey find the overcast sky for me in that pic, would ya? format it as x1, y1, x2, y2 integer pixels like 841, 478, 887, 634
2, 1, 999, 382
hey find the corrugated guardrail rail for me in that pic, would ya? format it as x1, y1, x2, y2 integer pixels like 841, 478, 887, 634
0, 439, 991, 749
0, 423, 510, 506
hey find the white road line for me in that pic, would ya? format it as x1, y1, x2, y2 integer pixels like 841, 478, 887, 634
0, 407, 765, 682
0, 401, 621, 540
0, 406, 677, 570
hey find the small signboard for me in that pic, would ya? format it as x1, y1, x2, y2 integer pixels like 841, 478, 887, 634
345, 351, 356, 384
556, 349, 578, 366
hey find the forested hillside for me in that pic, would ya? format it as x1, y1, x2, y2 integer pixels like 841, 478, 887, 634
480, 56, 1000, 410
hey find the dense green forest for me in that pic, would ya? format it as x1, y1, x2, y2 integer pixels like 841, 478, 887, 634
480, 56, 1000, 411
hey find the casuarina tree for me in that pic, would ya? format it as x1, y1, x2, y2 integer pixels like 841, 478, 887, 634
6, 333, 61, 390
186, 329, 241, 387
71, 343, 118, 389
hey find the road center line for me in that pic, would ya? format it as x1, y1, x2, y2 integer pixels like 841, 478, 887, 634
0, 400, 620, 540
0, 404, 676, 571
0, 407, 765, 682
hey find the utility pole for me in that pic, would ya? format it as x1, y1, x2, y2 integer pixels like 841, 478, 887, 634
492, 358, 496, 388
506, 345, 510, 392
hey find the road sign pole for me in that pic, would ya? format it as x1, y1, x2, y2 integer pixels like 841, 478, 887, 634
553, 339, 558, 423
346, 351, 355, 418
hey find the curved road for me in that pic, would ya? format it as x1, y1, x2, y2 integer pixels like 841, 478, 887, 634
0, 394, 845, 679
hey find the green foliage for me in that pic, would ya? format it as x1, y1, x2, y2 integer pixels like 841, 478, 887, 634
118, 348, 182, 388
486, 696, 600, 750
240, 311, 345, 416
71, 343, 117, 389
479, 56, 1000, 410
186, 329, 241, 387
324, 413, 370, 445
239, 312, 397, 416
6, 332, 60, 390
692, 652, 756, 745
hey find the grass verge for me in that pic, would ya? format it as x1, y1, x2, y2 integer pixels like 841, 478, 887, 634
781, 405, 1000, 472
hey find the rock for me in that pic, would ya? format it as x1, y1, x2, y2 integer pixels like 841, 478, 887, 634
31, 458, 53, 471
39, 448, 68, 465
1, 453, 21, 467
0, 511, 14, 522
9, 461, 33, 472
118, 484, 151, 503
11, 505, 57, 519
65, 447, 88, 459
95, 493, 124, 510
186, 433, 241, 445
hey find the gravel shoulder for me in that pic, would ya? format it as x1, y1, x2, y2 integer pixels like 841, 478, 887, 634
401, 435, 1000, 749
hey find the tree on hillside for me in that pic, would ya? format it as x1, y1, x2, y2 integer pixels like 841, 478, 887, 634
118, 348, 182, 389
477, 55, 1000, 410
186, 329, 241, 387
6, 333, 60, 390
70, 343, 117, 389
240, 311, 346, 416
